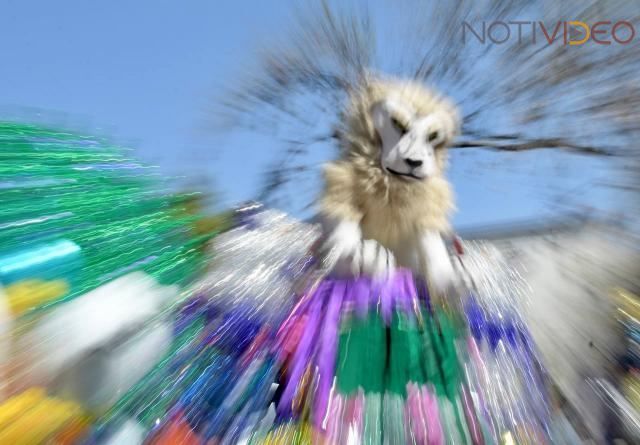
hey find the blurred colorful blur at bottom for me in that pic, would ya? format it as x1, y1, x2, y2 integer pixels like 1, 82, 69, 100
0, 121, 637, 444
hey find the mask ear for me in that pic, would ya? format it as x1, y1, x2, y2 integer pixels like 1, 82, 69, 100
370, 102, 394, 149
370, 102, 388, 131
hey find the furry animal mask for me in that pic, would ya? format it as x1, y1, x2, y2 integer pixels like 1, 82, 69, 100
338, 78, 460, 174
321, 78, 460, 240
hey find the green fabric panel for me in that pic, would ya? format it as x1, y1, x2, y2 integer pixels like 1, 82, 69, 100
422, 309, 446, 396
336, 310, 386, 395
386, 310, 426, 396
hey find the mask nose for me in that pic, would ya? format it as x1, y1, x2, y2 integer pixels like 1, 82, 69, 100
404, 158, 423, 168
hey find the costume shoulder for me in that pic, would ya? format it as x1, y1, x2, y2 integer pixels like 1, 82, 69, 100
319, 161, 363, 222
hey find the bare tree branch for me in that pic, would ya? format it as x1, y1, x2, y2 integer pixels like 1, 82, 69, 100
454, 137, 615, 156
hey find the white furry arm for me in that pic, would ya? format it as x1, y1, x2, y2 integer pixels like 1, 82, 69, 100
322, 219, 362, 272
421, 231, 456, 294
319, 161, 363, 275
359, 238, 396, 278
321, 220, 395, 278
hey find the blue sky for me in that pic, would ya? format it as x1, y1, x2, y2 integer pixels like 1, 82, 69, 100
0, 1, 619, 229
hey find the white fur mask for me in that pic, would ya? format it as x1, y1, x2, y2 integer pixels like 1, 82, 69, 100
371, 97, 448, 180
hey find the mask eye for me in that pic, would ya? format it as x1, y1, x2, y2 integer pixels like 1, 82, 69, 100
390, 116, 408, 136
427, 130, 441, 144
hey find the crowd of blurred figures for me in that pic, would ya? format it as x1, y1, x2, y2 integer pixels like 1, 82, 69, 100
0, 121, 638, 445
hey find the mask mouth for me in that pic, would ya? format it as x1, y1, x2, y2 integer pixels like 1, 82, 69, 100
385, 167, 423, 180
